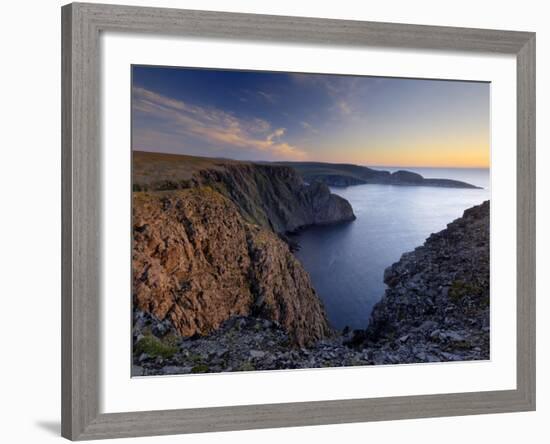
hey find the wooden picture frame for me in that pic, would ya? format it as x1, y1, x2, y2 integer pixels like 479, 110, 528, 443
61, 2, 535, 440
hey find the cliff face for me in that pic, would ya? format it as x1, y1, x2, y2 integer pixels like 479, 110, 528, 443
133, 151, 356, 233
133, 188, 331, 347
132, 152, 351, 346
196, 163, 355, 233
359, 201, 490, 363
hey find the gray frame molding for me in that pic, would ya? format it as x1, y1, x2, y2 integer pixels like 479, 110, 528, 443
61, 2, 536, 440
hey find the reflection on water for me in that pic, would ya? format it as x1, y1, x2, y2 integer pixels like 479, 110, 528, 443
291, 168, 490, 330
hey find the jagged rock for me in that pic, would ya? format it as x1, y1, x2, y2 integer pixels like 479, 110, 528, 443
440, 331, 466, 342
250, 350, 266, 359
364, 201, 490, 363
133, 315, 373, 375
133, 188, 331, 347
419, 320, 438, 332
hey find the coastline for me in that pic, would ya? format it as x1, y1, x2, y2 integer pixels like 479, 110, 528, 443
133, 186, 490, 374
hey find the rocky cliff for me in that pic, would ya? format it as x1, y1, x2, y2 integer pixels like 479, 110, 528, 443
132, 152, 354, 347
133, 151, 356, 233
133, 188, 332, 347
356, 200, 490, 363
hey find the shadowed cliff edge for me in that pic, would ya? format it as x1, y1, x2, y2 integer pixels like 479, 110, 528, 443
133, 151, 356, 232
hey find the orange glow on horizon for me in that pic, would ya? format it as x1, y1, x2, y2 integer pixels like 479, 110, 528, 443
355, 147, 490, 169
313, 135, 490, 169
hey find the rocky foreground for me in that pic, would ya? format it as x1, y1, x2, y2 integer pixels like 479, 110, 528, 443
133, 313, 367, 376
134, 200, 490, 374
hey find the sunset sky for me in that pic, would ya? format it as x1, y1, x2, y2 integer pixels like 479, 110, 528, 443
132, 66, 490, 168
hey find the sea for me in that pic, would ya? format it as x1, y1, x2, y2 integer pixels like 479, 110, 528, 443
290, 167, 491, 331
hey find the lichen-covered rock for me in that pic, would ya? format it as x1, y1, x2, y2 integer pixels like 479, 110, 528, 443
133, 188, 331, 346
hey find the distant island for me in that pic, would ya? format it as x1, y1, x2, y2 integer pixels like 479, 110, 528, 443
272, 161, 481, 189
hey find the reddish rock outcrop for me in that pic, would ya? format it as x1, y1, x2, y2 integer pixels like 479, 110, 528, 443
133, 188, 331, 346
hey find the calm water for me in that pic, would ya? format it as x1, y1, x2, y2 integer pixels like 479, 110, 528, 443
291, 167, 490, 331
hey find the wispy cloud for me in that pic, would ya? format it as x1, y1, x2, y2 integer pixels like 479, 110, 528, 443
133, 87, 306, 159
289, 73, 362, 118
257, 90, 277, 103
337, 101, 352, 116
239, 89, 278, 104
300, 121, 319, 133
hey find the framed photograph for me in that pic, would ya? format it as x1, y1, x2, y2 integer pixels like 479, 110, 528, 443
61, 2, 536, 440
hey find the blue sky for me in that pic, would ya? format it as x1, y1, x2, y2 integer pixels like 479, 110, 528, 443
132, 66, 490, 167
